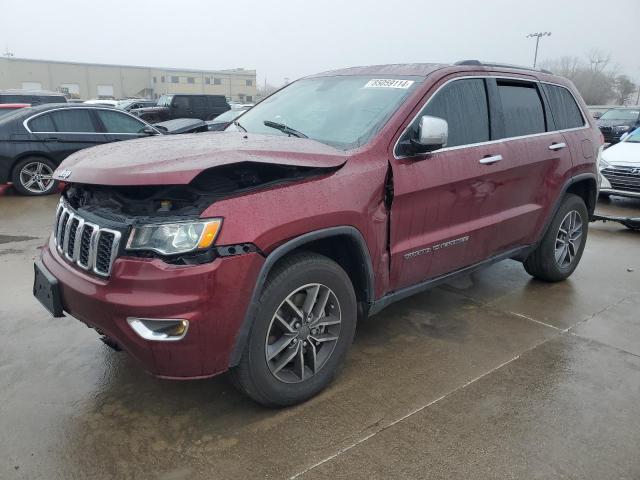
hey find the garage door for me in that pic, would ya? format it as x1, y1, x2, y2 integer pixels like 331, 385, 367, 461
22, 82, 42, 90
96, 85, 114, 98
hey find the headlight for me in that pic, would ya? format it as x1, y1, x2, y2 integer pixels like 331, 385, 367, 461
600, 158, 612, 170
126, 219, 222, 255
615, 125, 631, 132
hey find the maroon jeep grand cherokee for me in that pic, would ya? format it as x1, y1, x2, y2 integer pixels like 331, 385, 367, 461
34, 61, 602, 406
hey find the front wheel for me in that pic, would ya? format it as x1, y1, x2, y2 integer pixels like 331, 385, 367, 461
524, 193, 589, 282
230, 252, 357, 407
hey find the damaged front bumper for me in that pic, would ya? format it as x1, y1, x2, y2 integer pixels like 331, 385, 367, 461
39, 235, 264, 379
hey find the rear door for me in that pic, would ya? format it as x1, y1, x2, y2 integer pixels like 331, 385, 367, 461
94, 108, 154, 143
487, 79, 572, 250
26, 108, 104, 163
389, 76, 511, 289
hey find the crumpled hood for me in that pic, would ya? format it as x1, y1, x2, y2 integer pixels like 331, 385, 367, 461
54, 132, 348, 185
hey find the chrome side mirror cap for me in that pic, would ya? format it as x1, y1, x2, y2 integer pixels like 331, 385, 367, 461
415, 115, 448, 153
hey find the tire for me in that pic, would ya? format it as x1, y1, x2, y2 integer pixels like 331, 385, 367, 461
230, 252, 357, 407
523, 193, 589, 282
11, 157, 58, 196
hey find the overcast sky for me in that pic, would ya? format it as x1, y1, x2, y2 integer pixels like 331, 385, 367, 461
1, 0, 638, 86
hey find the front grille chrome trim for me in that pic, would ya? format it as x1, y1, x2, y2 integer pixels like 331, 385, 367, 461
53, 199, 121, 278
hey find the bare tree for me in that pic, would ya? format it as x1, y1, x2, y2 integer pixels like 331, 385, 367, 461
613, 75, 637, 105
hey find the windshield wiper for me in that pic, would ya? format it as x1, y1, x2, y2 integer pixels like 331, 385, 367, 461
263, 120, 307, 138
233, 120, 247, 132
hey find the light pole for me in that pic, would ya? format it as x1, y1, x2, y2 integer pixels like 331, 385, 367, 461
526, 32, 551, 68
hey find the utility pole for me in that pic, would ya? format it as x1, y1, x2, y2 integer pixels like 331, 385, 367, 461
526, 32, 551, 68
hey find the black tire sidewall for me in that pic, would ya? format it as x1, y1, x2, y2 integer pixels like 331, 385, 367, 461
11, 157, 58, 196
538, 194, 589, 279
243, 256, 357, 406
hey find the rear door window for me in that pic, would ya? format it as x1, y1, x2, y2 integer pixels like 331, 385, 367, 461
543, 84, 585, 130
48, 109, 98, 132
96, 109, 147, 133
497, 82, 546, 138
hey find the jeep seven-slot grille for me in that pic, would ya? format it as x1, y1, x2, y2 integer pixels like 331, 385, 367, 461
602, 167, 640, 193
54, 201, 122, 277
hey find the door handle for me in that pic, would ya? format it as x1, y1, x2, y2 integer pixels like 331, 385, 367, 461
548, 142, 567, 151
479, 154, 503, 165
44, 137, 61, 141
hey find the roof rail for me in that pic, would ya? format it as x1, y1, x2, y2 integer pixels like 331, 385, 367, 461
454, 60, 553, 75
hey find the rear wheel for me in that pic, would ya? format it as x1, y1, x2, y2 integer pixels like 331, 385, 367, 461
524, 193, 588, 282
11, 157, 58, 196
230, 252, 357, 407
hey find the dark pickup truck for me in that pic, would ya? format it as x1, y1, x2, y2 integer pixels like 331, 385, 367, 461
131, 94, 230, 122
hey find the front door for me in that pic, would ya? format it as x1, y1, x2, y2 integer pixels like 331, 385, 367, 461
27, 108, 105, 164
389, 77, 511, 290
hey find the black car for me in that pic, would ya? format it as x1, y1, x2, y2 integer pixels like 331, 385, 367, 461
597, 107, 640, 144
116, 99, 157, 112
0, 90, 67, 106
131, 94, 230, 122
0, 104, 160, 196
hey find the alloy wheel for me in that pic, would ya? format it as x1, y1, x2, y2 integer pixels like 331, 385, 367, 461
555, 210, 583, 268
19, 161, 55, 194
265, 283, 342, 383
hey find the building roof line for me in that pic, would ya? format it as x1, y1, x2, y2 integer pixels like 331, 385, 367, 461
0, 56, 256, 75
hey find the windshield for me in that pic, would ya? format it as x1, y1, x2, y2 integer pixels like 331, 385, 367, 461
624, 129, 640, 143
157, 95, 173, 107
600, 109, 640, 121
0, 107, 23, 118
235, 75, 421, 150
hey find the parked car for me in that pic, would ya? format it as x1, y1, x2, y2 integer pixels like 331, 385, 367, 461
206, 107, 250, 131
597, 107, 640, 144
0, 104, 160, 195
587, 105, 614, 120
599, 127, 640, 198
1, 90, 67, 105
0, 103, 30, 118
117, 99, 157, 112
84, 99, 119, 107
153, 118, 209, 134
131, 94, 230, 123
34, 61, 601, 407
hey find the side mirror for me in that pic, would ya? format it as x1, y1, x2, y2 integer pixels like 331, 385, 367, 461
413, 115, 448, 153
142, 126, 158, 135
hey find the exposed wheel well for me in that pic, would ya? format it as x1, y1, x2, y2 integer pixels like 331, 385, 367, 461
270, 235, 373, 307
567, 177, 597, 216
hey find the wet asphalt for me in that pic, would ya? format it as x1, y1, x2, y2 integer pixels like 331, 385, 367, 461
1, 192, 639, 480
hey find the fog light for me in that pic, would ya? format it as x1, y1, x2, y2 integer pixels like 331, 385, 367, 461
127, 317, 189, 341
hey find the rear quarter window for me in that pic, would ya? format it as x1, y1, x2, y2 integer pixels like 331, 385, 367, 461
497, 82, 546, 138
543, 84, 585, 130
28, 113, 56, 132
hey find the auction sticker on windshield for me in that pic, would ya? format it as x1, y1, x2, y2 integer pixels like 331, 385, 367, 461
364, 79, 415, 89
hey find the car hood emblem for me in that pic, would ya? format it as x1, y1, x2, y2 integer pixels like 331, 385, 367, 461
57, 169, 72, 180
